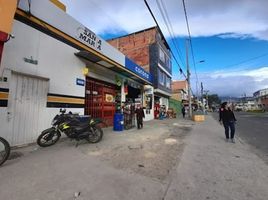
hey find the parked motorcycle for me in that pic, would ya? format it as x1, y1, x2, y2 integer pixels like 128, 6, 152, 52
37, 109, 103, 147
0, 137, 10, 166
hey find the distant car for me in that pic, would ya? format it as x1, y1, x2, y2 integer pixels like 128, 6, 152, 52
235, 108, 242, 112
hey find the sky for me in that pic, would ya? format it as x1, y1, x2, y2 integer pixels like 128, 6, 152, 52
60, 0, 268, 97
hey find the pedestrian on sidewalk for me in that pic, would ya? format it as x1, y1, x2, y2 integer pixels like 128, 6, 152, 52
181, 105, 186, 118
135, 104, 145, 129
219, 102, 237, 143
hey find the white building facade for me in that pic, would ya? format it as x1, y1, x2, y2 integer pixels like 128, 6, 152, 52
0, 0, 153, 146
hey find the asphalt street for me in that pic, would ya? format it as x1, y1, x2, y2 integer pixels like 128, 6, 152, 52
212, 111, 268, 164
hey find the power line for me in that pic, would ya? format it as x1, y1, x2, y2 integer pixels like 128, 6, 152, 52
143, 0, 187, 79
182, 0, 200, 97
156, 0, 186, 68
218, 52, 268, 69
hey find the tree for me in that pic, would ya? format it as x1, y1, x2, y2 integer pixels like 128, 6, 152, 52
203, 94, 221, 108
208, 94, 221, 106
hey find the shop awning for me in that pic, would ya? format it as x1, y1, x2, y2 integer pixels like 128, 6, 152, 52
75, 50, 152, 85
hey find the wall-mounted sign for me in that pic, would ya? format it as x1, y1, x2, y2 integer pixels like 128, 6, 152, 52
77, 27, 102, 51
23, 56, 38, 65
125, 57, 152, 83
82, 67, 89, 75
105, 94, 114, 102
76, 78, 85, 86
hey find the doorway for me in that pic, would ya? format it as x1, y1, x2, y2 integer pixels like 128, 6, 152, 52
7, 72, 48, 146
85, 77, 117, 126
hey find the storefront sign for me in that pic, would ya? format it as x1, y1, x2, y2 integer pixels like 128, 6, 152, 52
77, 27, 102, 51
144, 88, 153, 94
76, 78, 85, 86
125, 58, 152, 83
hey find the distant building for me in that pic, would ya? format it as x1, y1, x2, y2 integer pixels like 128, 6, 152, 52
171, 80, 188, 102
234, 97, 256, 111
253, 88, 268, 111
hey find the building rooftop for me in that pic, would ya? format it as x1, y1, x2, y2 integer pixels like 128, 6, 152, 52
171, 80, 187, 92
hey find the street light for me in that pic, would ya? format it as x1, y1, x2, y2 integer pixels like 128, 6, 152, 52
195, 60, 205, 109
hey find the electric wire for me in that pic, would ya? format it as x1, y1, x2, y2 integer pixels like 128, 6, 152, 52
156, 0, 186, 68
182, 0, 200, 97
218, 52, 268, 69
144, 0, 187, 79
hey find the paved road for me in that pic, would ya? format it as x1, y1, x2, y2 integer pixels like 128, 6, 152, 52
212, 111, 268, 164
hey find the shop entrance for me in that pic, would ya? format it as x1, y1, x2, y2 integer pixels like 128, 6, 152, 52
126, 86, 140, 102
123, 84, 141, 129
85, 77, 117, 126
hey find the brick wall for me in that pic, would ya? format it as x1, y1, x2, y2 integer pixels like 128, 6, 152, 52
107, 28, 157, 73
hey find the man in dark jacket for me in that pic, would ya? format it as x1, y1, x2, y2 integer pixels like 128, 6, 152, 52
219, 102, 237, 143
181, 106, 186, 118
135, 104, 145, 129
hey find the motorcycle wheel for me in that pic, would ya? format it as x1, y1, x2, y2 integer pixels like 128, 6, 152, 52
37, 130, 60, 147
87, 126, 103, 143
0, 137, 10, 166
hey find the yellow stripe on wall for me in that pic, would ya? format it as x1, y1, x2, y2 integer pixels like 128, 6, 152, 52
50, 0, 66, 12
47, 96, 85, 104
0, 92, 9, 100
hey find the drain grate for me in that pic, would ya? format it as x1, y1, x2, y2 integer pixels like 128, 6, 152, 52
8, 152, 24, 160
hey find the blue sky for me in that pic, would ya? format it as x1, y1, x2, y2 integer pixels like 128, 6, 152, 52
60, 0, 268, 97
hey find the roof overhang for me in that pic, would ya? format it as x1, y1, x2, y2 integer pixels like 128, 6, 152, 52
75, 50, 152, 85
154, 88, 172, 97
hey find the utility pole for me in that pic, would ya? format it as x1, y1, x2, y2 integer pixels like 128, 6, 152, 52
204, 90, 209, 111
201, 82, 204, 112
186, 39, 192, 118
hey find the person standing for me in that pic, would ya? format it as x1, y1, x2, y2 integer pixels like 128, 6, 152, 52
135, 104, 145, 129
219, 102, 237, 143
181, 105, 186, 118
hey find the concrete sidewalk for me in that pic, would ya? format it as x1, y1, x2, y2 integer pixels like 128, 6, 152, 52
0, 118, 190, 200
164, 114, 268, 200
0, 115, 267, 200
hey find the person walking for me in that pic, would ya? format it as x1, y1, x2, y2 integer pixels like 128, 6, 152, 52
181, 105, 186, 118
135, 104, 145, 129
219, 102, 237, 143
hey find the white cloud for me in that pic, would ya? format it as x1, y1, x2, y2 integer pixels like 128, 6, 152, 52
59, 0, 268, 97
195, 67, 268, 97
60, 0, 268, 40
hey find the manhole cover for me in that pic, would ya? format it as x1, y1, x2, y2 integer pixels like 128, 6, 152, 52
8, 152, 24, 160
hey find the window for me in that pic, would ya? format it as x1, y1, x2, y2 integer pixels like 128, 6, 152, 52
158, 69, 165, 86
166, 77, 171, 89
165, 55, 171, 70
159, 48, 165, 63
159, 46, 171, 70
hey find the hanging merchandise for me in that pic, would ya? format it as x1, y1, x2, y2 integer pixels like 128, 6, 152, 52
124, 85, 128, 94
154, 102, 160, 119
115, 75, 122, 86
123, 101, 135, 130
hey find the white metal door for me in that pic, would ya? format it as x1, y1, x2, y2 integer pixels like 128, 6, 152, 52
7, 73, 48, 146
